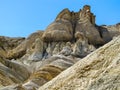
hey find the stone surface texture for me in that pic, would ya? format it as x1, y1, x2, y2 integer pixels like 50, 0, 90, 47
39, 36, 120, 90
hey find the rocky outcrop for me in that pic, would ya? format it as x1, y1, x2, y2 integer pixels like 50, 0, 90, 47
0, 36, 25, 50
7, 31, 44, 60
42, 5, 111, 45
0, 5, 120, 90
6, 5, 113, 61
59, 42, 72, 56
0, 36, 25, 58
42, 9, 73, 42
40, 5, 112, 60
102, 23, 120, 38
0, 59, 30, 86
72, 32, 96, 57
75, 5, 105, 45
28, 38, 44, 61
23, 55, 78, 90
96, 26, 112, 43
39, 36, 120, 90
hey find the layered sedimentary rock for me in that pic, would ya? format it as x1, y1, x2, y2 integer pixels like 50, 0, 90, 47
28, 38, 44, 61
0, 36, 25, 58
23, 55, 78, 90
39, 36, 120, 90
6, 5, 112, 61
102, 23, 120, 38
42, 9, 73, 42
7, 30, 44, 60
0, 5, 120, 90
75, 5, 105, 45
0, 58, 30, 87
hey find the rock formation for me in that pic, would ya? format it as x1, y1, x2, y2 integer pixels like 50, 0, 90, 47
0, 36, 25, 58
75, 5, 105, 45
42, 9, 73, 42
28, 38, 44, 61
39, 35, 120, 90
23, 55, 78, 90
102, 23, 120, 38
0, 58, 30, 86
7, 30, 44, 60
5, 5, 112, 61
0, 5, 120, 90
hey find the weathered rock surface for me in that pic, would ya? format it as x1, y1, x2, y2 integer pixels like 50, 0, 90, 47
42, 5, 112, 46
42, 9, 73, 42
39, 36, 120, 90
75, 5, 105, 45
6, 5, 113, 61
0, 36, 25, 58
28, 38, 44, 61
0, 5, 120, 90
23, 55, 78, 90
102, 23, 120, 38
0, 59, 30, 87
7, 30, 44, 60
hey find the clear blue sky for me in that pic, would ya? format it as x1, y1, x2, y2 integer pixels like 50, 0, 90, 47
0, 0, 120, 37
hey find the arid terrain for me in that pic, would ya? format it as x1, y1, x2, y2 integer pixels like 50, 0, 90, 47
0, 5, 120, 90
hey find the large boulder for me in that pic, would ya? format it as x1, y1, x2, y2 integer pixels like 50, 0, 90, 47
42, 9, 73, 42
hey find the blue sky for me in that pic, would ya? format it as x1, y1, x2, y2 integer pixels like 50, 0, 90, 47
0, 0, 120, 37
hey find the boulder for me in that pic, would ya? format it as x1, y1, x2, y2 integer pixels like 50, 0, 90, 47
42, 9, 73, 42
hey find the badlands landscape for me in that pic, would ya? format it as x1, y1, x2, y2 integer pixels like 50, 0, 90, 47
0, 5, 120, 90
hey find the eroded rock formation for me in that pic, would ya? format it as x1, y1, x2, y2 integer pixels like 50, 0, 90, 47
102, 23, 120, 38
23, 55, 78, 89
39, 35, 120, 90
0, 5, 120, 90
6, 5, 112, 61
